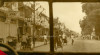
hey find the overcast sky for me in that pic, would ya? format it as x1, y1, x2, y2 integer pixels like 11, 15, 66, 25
53, 2, 86, 34
24, 2, 86, 34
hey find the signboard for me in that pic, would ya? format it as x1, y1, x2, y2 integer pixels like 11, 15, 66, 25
7, 11, 20, 19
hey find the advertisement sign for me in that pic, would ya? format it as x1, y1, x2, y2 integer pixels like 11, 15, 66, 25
7, 11, 20, 19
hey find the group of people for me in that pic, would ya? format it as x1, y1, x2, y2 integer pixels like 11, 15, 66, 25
7, 33, 35, 50
21, 33, 35, 50
21, 33, 48, 50
54, 33, 75, 51
7, 32, 74, 51
54, 34, 67, 50
7, 33, 48, 50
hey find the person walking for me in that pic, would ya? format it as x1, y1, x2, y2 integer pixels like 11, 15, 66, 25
43, 34, 47, 45
57, 35, 63, 50
71, 34, 74, 45
62, 34, 67, 45
21, 33, 28, 50
33, 35, 36, 48
27, 36, 32, 49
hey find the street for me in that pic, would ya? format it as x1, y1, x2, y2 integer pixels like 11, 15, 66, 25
33, 39, 100, 52
1, 39, 100, 52
56, 39, 100, 52
15, 38, 100, 52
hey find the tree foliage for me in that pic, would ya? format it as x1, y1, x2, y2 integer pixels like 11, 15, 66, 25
79, 16, 93, 35
80, 2, 100, 37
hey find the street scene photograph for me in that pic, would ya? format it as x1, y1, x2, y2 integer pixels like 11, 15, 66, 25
0, 1, 100, 53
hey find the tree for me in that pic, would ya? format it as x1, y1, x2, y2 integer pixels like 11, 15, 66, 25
79, 16, 93, 36
81, 2, 100, 39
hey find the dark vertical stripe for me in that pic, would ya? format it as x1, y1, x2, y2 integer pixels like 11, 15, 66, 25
49, 0, 54, 53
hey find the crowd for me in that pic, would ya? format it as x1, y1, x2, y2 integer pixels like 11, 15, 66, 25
7, 34, 34, 50
6, 33, 49, 50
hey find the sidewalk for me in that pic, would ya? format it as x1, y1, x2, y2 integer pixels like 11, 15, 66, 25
16, 41, 49, 51
35, 41, 49, 48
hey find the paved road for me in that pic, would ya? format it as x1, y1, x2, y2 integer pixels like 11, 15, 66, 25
19, 39, 100, 52
32, 38, 100, 52
57, 39, 100, 52
1, 39, 100, 53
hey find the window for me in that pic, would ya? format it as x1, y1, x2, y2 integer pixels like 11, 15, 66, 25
0, 1, 50, 52
0, 0, 100, 55
53, 2, 100, 53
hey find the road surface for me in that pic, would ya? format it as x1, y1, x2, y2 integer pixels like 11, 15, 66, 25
1, 39, 100, 53
56, 39, 100, 53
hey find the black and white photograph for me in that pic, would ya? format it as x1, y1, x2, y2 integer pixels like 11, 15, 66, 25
0, 0, 100, 55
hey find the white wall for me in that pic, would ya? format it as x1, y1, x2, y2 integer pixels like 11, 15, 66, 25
0, 22, 18, 43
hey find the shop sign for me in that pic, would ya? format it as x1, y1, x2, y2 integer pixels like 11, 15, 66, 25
7, 11, 20, 19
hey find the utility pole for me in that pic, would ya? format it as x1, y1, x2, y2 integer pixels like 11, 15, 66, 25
31, 2, 43, 48
49, 1, 54, 52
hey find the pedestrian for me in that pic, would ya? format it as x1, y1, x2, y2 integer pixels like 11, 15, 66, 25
71, 34, 74, 45
27, 36, 32, 49
62, 34, 67, 45
21, 33, 28, 50
43, 34, 47, 45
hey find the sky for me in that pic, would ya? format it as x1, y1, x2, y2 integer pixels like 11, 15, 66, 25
24, 2, 86, 34
53, 2, 86, 34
